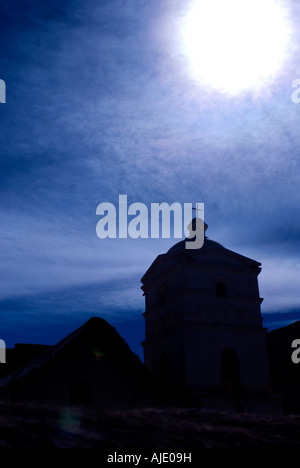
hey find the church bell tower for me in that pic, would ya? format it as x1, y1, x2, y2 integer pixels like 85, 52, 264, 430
141, 221, 280, 413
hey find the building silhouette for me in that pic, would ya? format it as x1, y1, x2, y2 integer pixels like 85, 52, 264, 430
0, 317, 155, 408
0, 221, 283, 413
141, 220, 281, 413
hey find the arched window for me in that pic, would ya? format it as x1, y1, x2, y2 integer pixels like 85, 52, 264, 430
220, 348, 241, 394
216, 281, 228, 298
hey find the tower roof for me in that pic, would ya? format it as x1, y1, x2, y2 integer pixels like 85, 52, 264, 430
141, 223, 261, 286
167, 218, 224, 253
167, 235, 225, 254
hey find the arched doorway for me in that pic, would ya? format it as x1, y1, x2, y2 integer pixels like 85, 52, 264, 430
220, 348, 241, 394
216, 281, 228, 298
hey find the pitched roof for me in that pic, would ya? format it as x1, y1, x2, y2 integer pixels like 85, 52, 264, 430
0, 317, 152, 392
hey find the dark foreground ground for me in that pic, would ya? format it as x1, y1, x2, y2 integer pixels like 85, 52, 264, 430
0, 403, 300, 448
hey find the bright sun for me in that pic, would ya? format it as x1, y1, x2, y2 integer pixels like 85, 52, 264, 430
180, 0, 291, 94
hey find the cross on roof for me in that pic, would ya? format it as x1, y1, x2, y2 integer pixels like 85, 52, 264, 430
192, 203, 203, 217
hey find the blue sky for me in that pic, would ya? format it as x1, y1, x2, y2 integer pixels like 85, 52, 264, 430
1, 0, 300, 359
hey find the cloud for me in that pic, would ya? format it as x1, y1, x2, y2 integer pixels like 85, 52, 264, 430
1, 0, 300, 350
259, 255, 300, 313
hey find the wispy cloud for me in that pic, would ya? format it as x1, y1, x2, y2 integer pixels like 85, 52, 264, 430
1, 0, 300, 347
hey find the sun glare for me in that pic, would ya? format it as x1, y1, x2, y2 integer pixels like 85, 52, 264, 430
180, 0, 291, 94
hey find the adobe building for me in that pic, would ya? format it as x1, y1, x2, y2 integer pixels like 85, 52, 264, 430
141, 220, 282, 413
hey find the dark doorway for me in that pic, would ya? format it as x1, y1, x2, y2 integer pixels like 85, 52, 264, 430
220, 348, 241, 394
216, 281, 228, 298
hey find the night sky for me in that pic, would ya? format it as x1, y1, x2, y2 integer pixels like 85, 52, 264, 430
1, 0, 300, 359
